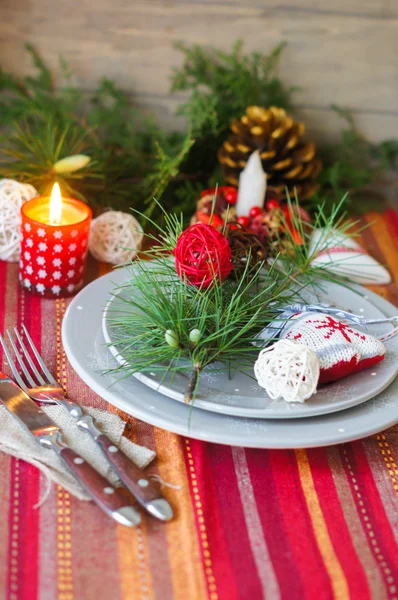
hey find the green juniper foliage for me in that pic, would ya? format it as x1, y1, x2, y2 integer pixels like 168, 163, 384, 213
0, 44, 193, 216
0, 42, 397, 220
171, 40, 294, 137
105, 198, 359, 402
312, 107, 398, 214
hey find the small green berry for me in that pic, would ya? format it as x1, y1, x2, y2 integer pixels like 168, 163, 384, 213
189, 328, 202, 344
165, 329, 179, 348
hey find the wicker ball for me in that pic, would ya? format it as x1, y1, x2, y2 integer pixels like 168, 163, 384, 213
0, 179, 39, 262
174, 223, 233, 288
89, 211, 143, 265
254, 339, 320, 403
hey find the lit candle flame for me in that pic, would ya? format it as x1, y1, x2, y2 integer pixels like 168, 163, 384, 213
49, 183, 63, 225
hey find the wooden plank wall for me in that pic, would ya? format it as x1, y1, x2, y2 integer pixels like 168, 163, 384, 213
0, 0, 397, 144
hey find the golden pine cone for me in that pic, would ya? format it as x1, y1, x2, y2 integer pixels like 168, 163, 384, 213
218, 106, 322, 201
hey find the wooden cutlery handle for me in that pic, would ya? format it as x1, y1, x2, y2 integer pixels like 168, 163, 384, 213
95, 434, 173, 520
57, 445, 141, 527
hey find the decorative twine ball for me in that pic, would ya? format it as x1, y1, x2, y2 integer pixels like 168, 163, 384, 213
226, 223, 268, 274
89, 211, 143, 265
0, 179, 39, 262
254, 339, 320, 403
174, 223, 233, 288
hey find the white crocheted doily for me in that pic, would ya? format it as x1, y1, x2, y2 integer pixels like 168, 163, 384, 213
89, 211, 144, 265
254, 339, 320, 403
0, 179, 39, 262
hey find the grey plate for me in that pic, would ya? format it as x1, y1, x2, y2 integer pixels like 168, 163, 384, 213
101, 266, 398, 419
62, 269, 398, 449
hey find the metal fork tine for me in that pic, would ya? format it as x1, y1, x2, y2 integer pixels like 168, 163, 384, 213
22, 324, 58, 385
0, 333, 29, 392
13, 328, 46, 386
6, 331, 37, 388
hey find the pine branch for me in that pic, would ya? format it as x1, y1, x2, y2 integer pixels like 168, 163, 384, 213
104, 198, 358, 401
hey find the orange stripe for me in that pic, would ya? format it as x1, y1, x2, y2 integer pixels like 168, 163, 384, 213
117, 521, 153, 600
153, 429, 208, 600
363, 213, 398, 498
56, 299, 74, 600
365, 213, 398, 281
375, 434, 398, 495
327, 447, 386, 598
98, 262, 113, 277
295, 449, 350, 600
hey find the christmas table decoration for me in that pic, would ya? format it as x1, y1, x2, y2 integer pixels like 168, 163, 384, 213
1, 42, 398, 223
218, 106, 322, 201
103, 196, 372, 404
89, 211, 143, 265
192, 185, 309, 260
280, 312, 386, 384
193, 186, 238, 228
235, 150, 266, 216
19, 183, 91, 298
0, 179, 38, 262
309, 228, 391, 285
226, 224, 268, 274
174, 223, 233, 288
254, 339, 320, 403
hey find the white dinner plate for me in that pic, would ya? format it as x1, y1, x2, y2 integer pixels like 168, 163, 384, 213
101, 265, 398, 419
62, 268, 398, 449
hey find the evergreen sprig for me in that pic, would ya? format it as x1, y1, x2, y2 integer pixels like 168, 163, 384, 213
105, 198, 359, 402
1, 41, 397, 219
0, 118, 103, 200
0, 44, 193, 217
312, 107, 398, 213
171, 40, 295, 137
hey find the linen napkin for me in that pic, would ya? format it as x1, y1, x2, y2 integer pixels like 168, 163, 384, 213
0, 404, 156, 502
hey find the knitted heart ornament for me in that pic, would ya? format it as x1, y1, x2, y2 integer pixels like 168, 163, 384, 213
280, 313, 386, 384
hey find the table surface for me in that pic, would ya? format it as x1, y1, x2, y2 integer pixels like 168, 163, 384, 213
1, 210, 398, 600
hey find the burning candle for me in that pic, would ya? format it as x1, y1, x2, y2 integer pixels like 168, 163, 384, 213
236, 150, 267, 217
19, 183, 92, 298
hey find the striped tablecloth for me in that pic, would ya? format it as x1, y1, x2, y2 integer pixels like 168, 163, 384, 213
1, 210, 398, 600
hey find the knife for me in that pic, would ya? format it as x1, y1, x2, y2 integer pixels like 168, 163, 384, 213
0, 376, 141, 527
61, 403, 174, 521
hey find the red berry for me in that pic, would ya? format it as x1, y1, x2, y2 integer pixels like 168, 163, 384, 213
249, 206, 263, 218
291, 228, 303, 245
236, 216, 250, 228
266, 199, 280, 211
196, 211, 224, 228
224, 188, 238, 204
200, 187, 216, 198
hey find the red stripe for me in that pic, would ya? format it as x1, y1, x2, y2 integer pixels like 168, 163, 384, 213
1, 265, 19, 600
244, 449, 306, 599
15, 286, 40, 600
317, 245, 366, 257
340, 443, 398, 597
354, 441, 398, 569
307, 448, 371, 599
384, 209, 398, 244
18, 460, 40, 600
185, 440, 240, 600
266, 449, 334, 599
206, 445, 265, 599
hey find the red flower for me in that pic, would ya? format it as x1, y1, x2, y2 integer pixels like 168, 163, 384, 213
174, 224, 233, 288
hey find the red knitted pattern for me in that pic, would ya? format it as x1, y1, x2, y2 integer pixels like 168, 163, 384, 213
282, 313, 386, 385
174, 223, 233, 288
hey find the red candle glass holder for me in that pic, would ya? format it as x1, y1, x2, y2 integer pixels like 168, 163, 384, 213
19, 197, 92, 298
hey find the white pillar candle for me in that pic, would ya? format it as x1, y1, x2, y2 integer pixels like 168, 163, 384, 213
236, 150, 267, 217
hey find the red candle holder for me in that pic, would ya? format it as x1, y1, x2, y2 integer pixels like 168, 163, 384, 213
19, 196, 92, 298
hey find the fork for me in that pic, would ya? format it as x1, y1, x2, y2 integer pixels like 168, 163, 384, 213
1, 325, 173, 522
